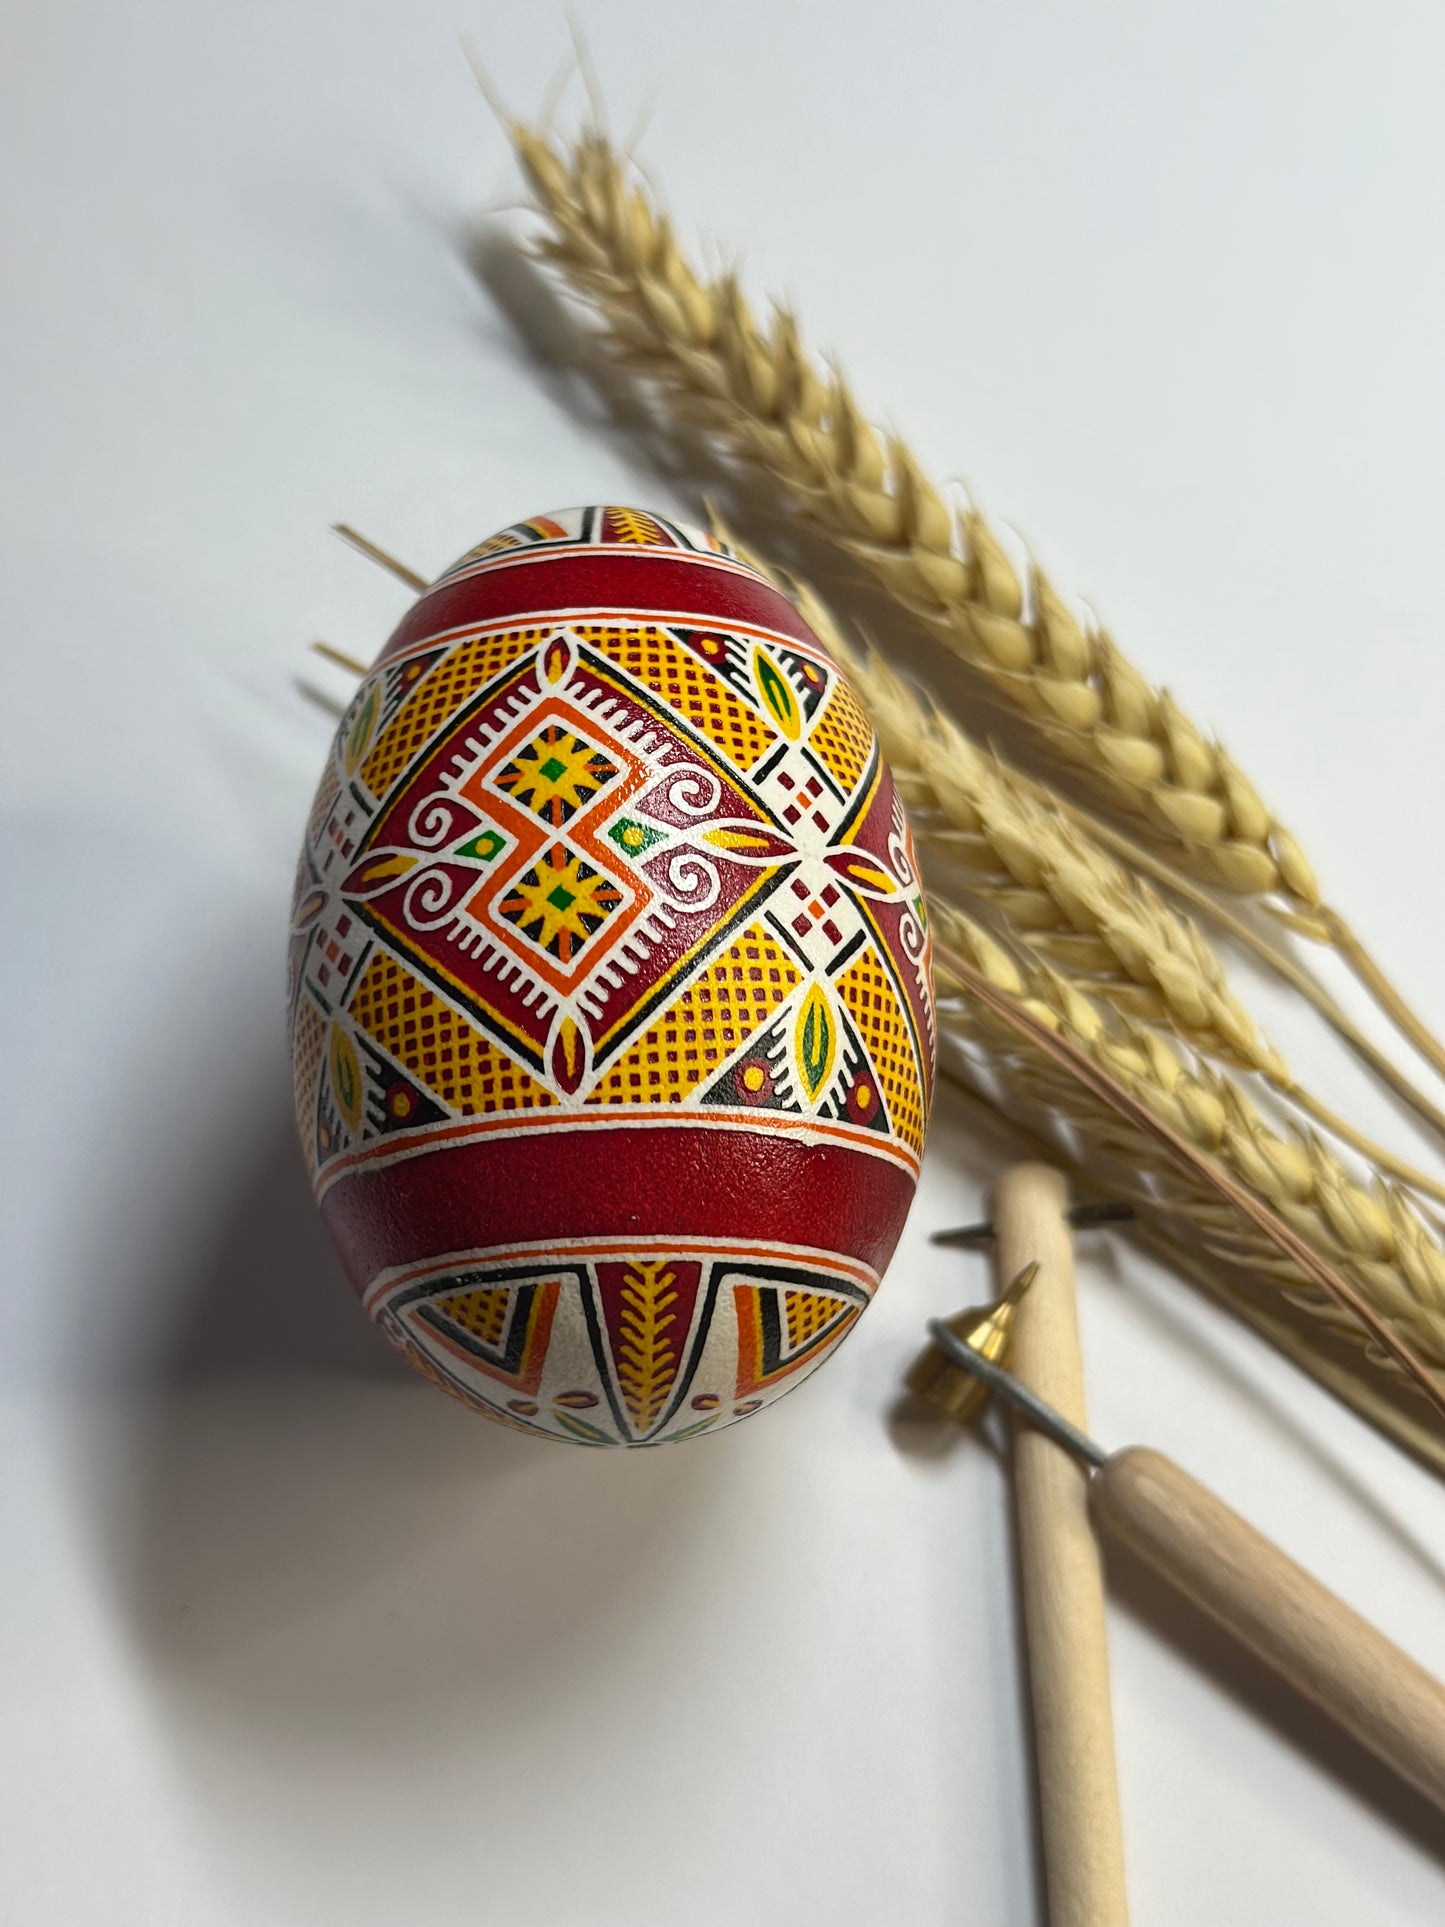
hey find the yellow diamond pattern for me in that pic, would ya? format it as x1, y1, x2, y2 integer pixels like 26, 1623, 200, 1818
347, 951, 555, 1116
808, 680, 875, 795
784, 1290, 847, 1352
835, 946, 925, 1153
291, 994, 326, 1176
432, 1286, 510, 1348
575, 625, 776, 771
585, 923, 801, 1107
359, 627, 549, 800
453, 530, 523, 566
306, 761, 341, 848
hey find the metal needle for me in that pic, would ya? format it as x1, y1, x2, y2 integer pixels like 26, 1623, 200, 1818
923, 1318, 1107, 1469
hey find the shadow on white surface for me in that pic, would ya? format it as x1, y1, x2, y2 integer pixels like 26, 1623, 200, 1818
29, 847, 1000, 1919
1107, 1539, 1445, 1871
67, 1089, 738, 1753
881, 1156, 1445, 1893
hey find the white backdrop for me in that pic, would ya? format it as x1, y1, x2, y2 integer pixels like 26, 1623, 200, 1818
4, 3, 1445, 1921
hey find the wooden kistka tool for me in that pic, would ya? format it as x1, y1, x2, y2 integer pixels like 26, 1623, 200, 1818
915, 1163, 1445, 1837
916, 1163, 1131, 1927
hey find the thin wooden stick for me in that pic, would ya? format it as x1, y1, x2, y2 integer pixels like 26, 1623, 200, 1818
310, 639, 371, 677
995, 1163, 1130, 1927
330, 522, 430, 592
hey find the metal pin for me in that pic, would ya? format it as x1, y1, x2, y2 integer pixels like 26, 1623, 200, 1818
931, 1200, 1134, 1248
923, 1319, 1108, 1469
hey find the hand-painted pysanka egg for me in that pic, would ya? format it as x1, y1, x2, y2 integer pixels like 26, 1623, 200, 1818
288, 506, 934, 1445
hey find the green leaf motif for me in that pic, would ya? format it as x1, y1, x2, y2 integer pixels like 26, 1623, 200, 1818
552, 1410, 615, 1446
795, 984, 836, 1099
751, 645, 801, 740
343, 683, 380, 772
606, 816, 668, 859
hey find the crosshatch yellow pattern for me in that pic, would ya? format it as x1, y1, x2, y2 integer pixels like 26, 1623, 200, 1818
468, 529, 523, 558
575, 624, 777, 770
291, 995, 326, 1174
450, 530, 523, 568
347, 951, 555, 1116
809, 680, 875, 794
359, 627, 551, 800
448, 516, 570, 571
784, 1289, 848, 1351
835, 946, 926, 1153
431, 1285, 510, 1348
585, 922, 801, 1107
306, 762, 341, 849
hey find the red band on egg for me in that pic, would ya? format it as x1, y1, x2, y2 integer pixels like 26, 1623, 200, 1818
375, 550, 824, 665
320, 1124, 914, 1294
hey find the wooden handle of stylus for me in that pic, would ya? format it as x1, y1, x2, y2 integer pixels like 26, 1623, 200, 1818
1091, 1447, 1445, 1813
995, 1163, 1131, 1927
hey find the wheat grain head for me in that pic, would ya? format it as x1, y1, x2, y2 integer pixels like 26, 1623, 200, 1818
930, 898, 1445, 1374
512, 122, 1321, 914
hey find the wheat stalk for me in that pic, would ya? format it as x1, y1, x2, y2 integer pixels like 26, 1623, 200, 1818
937, 1038, 1445, 1472
931, 899, 1445, 1387
508, 118, 1445, 1089
512, 124, 1309, 896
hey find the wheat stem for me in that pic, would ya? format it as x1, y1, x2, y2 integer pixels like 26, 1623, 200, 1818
1279, 1086, 1445, 1209
1139, 1217, 1445, 1475
1071, 808, 1445, 1137
942, 1052, 1445, 1471
1321, 907, 1445, 1087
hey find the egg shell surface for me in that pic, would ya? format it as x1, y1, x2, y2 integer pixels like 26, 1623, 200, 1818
289, 506, 934, 1445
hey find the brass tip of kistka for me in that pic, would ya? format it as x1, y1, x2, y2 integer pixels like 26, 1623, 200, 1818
906, 1261, 1040, 1426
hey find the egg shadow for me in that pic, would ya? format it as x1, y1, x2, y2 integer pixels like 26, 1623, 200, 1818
66, 1001, 741, 1767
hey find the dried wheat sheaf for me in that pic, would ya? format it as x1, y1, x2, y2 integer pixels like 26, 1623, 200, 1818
495, 111, 1445, 1465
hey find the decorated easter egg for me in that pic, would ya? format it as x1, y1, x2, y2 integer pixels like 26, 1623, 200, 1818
289, 506, 934, 1444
